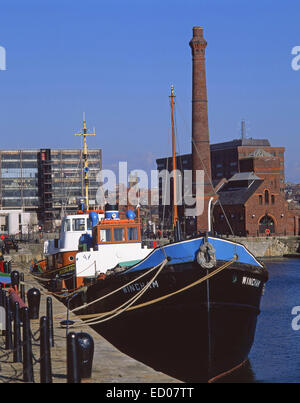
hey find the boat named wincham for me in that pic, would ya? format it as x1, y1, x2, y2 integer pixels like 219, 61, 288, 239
68, 230, 268, 382
61, 83, 267, 382
36, 27, 268, 382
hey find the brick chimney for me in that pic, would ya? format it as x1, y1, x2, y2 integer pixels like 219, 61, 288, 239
189, 26, 214, 233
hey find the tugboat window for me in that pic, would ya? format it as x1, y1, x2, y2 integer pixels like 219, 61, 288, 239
100, 229, 111, 242
72, 218, 86, 231
127, 227, 138, 241
114, 228, 125, 241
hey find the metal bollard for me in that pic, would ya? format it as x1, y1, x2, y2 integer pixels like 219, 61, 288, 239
27, 288, 41, 319
13, 301, 22, 362
76, 332, 94, 380
4, 295, 13, 350
40, 316, 52, 383
46, 297, 54, 347
21, 306, 34, 383
67, 332, 81, 383
20, 273, 25, 303
10, 270, 20, 290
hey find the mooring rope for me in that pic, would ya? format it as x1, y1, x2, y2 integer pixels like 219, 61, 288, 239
66, 256, 237, 328
70, 258, 169, 327
53, 257, 170, 319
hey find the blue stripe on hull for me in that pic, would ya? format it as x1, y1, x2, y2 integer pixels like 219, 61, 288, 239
125, 236, 262, 273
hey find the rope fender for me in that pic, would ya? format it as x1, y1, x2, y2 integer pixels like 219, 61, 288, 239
196, 241, 217, 269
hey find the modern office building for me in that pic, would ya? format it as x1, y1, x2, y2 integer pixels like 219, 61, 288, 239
0, 148, 102, 231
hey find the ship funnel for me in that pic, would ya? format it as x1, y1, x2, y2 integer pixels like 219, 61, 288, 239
89, 211, 98, 227
105, 204, 119, 220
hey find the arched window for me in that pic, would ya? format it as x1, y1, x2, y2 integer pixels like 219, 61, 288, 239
259, 214, 275, 234
259, 195, 263, 205
264, 190, 269, 205
271, 195, 275, 205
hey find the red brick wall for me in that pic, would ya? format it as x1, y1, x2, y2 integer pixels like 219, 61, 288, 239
239, 148, 285, 188
213, 204, 246, 236
213, 156, 298, 236
244, 184, 288, 236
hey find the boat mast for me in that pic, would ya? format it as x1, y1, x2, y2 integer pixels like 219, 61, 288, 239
74, 113, 96, 210
170, 85, 178, 230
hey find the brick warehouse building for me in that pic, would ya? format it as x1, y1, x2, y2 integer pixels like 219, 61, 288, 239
156, 140, 293, 233
157, 146, 300, 236
213, 151, 300, 236
210, 138, 285, 189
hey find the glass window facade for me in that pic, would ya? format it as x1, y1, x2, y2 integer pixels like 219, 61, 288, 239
0, 149, 102, 228
0, 150, 39, 209
50, 149, 101, 209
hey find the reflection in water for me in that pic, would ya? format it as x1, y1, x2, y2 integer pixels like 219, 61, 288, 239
206, 258, 300, 383
217, 258, 300, 383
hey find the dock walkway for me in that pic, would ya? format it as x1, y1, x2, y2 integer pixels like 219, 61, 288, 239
0, 258, 179, 383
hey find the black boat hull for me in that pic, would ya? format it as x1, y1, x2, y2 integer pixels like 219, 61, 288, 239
69, 260, 267, 382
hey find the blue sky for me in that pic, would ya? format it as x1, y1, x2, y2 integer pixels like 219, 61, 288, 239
0, 0, 300, 182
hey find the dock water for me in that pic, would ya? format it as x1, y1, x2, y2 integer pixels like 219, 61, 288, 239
0, 257, 179, 383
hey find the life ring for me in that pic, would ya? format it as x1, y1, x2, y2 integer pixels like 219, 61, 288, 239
265, 228, 270, 236
196, 241, 217, 269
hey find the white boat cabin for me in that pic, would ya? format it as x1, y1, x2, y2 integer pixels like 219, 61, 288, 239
75, 215, 152, 280
44, 211, 104, 256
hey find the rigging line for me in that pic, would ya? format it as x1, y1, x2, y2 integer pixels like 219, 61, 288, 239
161, 105, 172, 233
175, 98, 235, 237
174, 101, 185, 205
161, 155, 169, 234
173, 101, 187, 235
190, 140, 235, 237
62, 131, 84, 210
